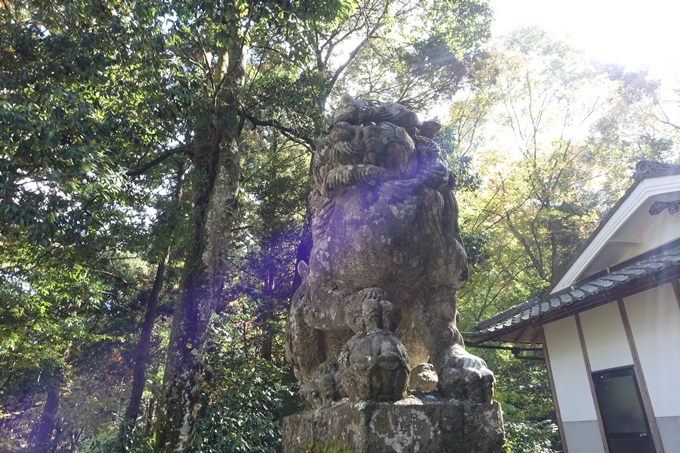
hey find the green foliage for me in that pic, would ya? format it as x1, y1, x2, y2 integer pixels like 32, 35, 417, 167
0, 0, 178, 246
189, 315, 300, 453
472, 348, 561, 453
449, 28, 675, 326
503, 421, 560, 453
77, 422, 155, 453
436, 125, 482, 192
0, 239, 170, 450
330, 0, 492, 109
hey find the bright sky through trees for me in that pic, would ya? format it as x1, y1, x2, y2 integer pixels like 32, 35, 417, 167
491, 0, 680, 78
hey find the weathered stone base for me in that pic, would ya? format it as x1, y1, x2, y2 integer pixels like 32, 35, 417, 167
282, 393, 506, 453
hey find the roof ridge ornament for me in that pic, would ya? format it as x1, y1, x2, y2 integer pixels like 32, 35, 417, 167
633, 160, 680, 181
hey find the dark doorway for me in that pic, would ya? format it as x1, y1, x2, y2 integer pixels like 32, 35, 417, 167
593, 367, 656, 453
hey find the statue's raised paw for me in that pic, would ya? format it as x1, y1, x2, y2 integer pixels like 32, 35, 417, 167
345, 287, 402, 333
339, 330, 410, 402
303, 361, 342, 408
438, 345, 495, 403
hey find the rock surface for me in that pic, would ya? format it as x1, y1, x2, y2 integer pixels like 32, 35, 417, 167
282, 394, 506, 453
409, 363, 438, 392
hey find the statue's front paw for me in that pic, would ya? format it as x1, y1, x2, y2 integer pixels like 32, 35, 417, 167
346, 288, 402, 333
339, 330, 410, 402
438, 345, 495, 403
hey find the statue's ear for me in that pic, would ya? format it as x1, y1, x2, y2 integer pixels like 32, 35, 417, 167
339, 93, 354, 105
419, 120, 441, 139
297, 260, 310, 282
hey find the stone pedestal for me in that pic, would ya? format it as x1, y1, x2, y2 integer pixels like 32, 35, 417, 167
282, 393, 506, 453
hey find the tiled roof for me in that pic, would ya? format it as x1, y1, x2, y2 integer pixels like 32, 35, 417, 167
465, 242, 680, 344
633, 160, 680, 181
465, 160, 680, 345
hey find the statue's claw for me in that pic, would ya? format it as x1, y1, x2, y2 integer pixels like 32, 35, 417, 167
438, 345, 495, 403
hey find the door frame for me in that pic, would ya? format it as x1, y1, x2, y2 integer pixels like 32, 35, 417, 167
592, 366, 656, 453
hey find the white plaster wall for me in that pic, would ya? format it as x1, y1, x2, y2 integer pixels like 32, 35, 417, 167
580, 302, 633, 372
658, 416, 680, 453
544, 316, 598, 422
624, 284, 680, 418
619, 210, 680, 262
562, 421, 606, 453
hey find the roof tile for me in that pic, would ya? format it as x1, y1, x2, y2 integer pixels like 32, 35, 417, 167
607, 274, 630, 283
570, 289, 586, 300
625, 268, 646, 277
646, 261, 666, 271
580, 284, 599, 295
465, 242, 680, 343
591, 278, 614, 288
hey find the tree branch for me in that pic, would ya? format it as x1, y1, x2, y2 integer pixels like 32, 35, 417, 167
126, 144, 191, 177
242, 113, 316, 151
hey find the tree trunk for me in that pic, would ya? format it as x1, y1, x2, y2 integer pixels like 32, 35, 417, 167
291, 219, 312, 294
145, 398, 156, 434
119, 164, 185, 449
29, 370, 63, 453
154, 77, 241, 451
260, 271, 274, 361
118, 253, 169, 445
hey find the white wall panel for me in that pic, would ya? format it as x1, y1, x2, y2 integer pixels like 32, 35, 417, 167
562, 421, 606, 453
544, 316, 598, 422
625, 284, 680, 418
620, 212, 680, 262
657, 416, 680, 453
580, 302, 633, 372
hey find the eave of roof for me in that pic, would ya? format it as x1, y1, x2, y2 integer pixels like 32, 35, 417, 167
464, 242, 680, 345
464, 160, 680, 346
545, 160, 680, 296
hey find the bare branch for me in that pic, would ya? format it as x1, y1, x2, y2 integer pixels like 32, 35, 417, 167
243, 113, 316, 151
126, 144, 191, 177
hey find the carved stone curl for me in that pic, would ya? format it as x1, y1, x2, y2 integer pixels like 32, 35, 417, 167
285, 95, 495, 409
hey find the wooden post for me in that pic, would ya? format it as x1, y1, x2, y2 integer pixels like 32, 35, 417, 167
617, 298, 665, 453
575, 313, 610, 453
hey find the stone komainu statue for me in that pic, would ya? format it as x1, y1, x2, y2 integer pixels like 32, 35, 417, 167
285, 95, 494, 409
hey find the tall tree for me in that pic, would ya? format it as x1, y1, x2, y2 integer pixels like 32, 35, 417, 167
153, 1, 493, 450
119, 160, 187, 448
150, 2, 349, 450
587, 66, 680, 208
448, 28, 621, 323
0, 0, 184, 448
1, 0, 494, 449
